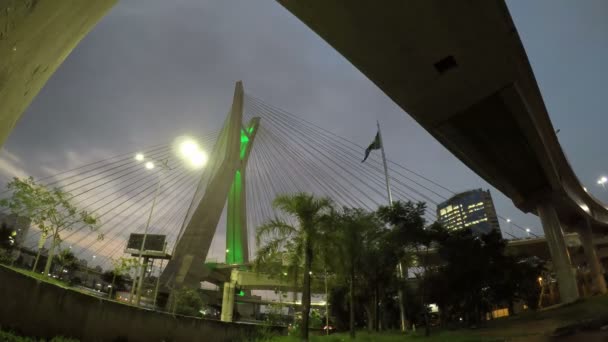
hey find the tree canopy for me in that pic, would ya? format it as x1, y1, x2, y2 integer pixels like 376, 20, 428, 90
0, 177, 102, 275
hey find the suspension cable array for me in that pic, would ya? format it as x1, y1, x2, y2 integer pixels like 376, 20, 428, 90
0, 95, 541, 271
243, 95, 538, 241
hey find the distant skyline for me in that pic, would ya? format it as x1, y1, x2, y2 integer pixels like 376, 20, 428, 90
1, 0, 607, 265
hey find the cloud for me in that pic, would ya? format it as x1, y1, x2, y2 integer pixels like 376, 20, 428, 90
0, 148, 29, 181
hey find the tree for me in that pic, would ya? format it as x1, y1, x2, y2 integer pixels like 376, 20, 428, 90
0, 223, 15, 251
329, 207, 382, 339
55, 248, 77, 278
357, 227, 398, 331
0, 177, 102, 275
377, 201, 432, 334
426, 228, 545, 325
103, 257, 137, 299
255, 193, 333, 341
0, 223, 16, 264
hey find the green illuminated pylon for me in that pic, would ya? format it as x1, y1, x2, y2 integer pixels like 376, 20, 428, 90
226, 118, 260, 264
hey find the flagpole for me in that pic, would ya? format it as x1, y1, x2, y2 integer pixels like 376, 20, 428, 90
377, 120, 393, 205
377, 120, 406, 332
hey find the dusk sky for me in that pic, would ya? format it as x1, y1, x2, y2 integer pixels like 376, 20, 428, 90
1, 0, 607, 267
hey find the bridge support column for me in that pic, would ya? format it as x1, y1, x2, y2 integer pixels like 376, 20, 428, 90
221, 281, 236, 322
579, 219, 607, 295
537, 201, 579, 303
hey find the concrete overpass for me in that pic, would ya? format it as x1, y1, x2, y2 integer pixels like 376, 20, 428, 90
278, 0, 608, 302
0, 0, 117, 147
417, 233, 608, 270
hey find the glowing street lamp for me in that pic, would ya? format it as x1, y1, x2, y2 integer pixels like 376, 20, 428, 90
189, 151, 208, 168
176, 137, 208, 169
598, 176, 608, 190
179, 140, 199, 159
525, 228, 531, 237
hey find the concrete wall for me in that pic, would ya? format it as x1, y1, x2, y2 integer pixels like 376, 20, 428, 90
0, 266, 281, 341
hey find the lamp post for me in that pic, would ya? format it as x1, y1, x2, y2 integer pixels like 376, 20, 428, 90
133, 137, 208, 306
133, 157, 168, 306
525, 228, 531, 238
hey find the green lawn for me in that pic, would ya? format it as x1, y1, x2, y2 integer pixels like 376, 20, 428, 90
0, 328, 78, 342
6, 266, 70, 289
268, 296, 608, 342
268, 331, 503, 342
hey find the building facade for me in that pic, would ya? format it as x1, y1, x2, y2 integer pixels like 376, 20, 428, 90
437, 189, 500, 235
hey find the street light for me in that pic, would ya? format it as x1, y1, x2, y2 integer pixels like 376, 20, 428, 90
179, 140, 199, 159
598, 176, 608, 190
133, 138, 207, 306
175, 137, 209, 169
525, 228, 531, 237
506, 218, 513, 238
189, 151, 208, 168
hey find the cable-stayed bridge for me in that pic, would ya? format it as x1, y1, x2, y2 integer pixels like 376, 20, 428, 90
2, 82, 536, 278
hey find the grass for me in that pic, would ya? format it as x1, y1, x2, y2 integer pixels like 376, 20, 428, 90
267, 296, 608, 341
0, 328, 78, 342
6, 266, 70, 289
267, 331, 504, 342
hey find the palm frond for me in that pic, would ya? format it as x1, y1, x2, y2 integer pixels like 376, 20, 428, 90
255, 218, 296, 246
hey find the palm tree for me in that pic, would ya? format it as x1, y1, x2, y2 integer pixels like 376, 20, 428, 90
55, 248, 77, 278
255, 193, 333, 341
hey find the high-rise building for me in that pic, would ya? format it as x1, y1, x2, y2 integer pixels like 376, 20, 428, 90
437, 189, 500, 236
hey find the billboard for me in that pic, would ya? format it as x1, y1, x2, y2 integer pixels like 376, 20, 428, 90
126, 233, 166, 253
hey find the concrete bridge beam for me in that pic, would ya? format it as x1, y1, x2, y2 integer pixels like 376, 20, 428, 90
579, 219, 607, 295
537, 201, 579, 303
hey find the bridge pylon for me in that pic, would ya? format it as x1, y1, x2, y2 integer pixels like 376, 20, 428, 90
160, 81, 259, 290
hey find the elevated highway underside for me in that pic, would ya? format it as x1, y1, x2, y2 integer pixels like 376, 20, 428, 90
0, 0, 117, 147
277, 0, 608, 231
278, 0, 608, 302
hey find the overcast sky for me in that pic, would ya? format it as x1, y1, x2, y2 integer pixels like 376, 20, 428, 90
1, 0, 607, 266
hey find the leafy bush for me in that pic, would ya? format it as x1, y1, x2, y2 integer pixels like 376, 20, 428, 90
0, 249, 13, 265
174, 288, 203, 317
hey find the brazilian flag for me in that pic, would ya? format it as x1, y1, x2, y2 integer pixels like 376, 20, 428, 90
362, 131, 381, 162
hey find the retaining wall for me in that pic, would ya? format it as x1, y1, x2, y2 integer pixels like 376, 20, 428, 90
0, 266, 280, 341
